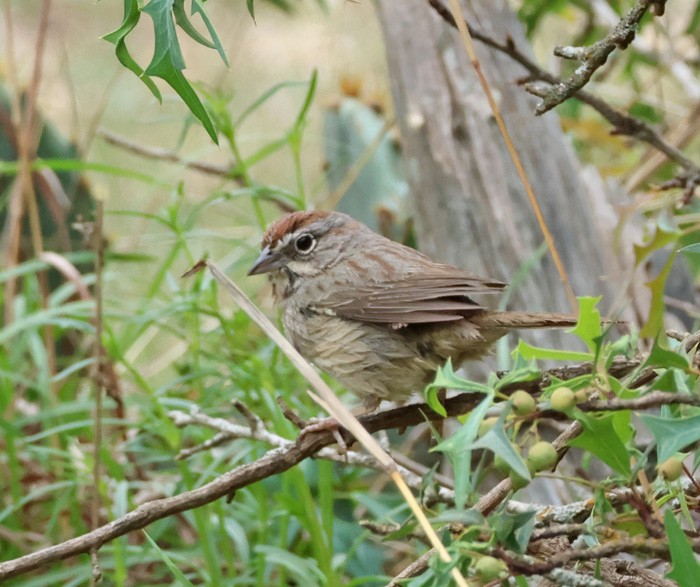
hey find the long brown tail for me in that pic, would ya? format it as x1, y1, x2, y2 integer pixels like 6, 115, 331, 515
473, 311, 578, 330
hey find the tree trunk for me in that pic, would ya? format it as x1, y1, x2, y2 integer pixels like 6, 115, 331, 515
375, 0, 644, 350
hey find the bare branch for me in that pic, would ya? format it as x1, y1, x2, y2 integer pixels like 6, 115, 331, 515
98, 129, 233, 178
542, 0, 663, 114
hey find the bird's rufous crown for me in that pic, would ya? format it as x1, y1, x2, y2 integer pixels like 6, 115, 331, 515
261, 210, 331, 249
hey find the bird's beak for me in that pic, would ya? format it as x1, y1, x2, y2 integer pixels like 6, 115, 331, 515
248, 246, 286, 276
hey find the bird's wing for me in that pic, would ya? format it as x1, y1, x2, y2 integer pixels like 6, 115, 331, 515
313, 271, 506, 326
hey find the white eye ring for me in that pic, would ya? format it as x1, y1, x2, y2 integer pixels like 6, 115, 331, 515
294, 233, 316, 254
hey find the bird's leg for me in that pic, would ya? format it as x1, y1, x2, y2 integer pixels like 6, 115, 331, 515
295, 395, 383, 451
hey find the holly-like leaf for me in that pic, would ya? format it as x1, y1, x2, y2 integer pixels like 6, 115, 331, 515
139, 0, 218, 142
424, 359, 493, 416
494, 363, 542, 390
172, 0, 229, 67
633, 225, 680, 266
491, 509, 536, 554
665, 510, 700, 586
643, 337, 690, 370
514, 340, 592, 362
570, 412, 631, 477
641, 413, 700, 463
570, 296, 602, 353
432, 393, 495, 508
640, 250, 677, 338
471, 420, 531, 482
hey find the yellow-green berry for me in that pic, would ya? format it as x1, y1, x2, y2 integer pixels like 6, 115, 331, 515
658, 457, 683, 482
511, 390, 537, 416
527, 441, 558, 473
574, 388, 589, 403
474, 556, 507, 582
550, 386, 575, 412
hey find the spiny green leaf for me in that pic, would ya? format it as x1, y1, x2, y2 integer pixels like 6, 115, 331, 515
494, 363, 542, 390
426, 359, 493, 395
514, 340, 592, 362
641, 413, 700, 463
643, 337, 690, 370
640, 250, 677, 338
141, 0, 218, 142
432, 393, 495, 508
654, 369, 692, 394
570, 412, 631, 477
633, 226, 680, 266
491, 509, 536, 554
471, 420, 531, 482
665, 510, 700, 586
103, 0, 162, 100
570, 296, 602, 352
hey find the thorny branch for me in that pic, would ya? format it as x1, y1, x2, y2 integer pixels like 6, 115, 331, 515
426, 0, 700, 192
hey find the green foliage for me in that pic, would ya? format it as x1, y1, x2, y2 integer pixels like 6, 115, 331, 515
103, 0, 228, 142
665, 510, 700, 586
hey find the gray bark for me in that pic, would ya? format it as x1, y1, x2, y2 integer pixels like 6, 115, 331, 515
375, 0, 644, 350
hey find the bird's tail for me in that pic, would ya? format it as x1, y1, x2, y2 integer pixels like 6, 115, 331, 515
472, 311, 578, 330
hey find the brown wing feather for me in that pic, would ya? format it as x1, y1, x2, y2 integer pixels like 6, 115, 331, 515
315, 271, 506, 326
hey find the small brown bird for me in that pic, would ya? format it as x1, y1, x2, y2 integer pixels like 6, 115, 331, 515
249, 211, 576, 411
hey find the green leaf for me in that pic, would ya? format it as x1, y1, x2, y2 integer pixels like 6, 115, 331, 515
641, 414, 700, 463
471, 419, 531, 482
426, 359, 493, 395
640, 250, 677, 337
570, 296, 602, 352
665, 510, 700, 587
570, 412, 631, 477
431, 509, 485, 526
494, 363, 542, 390
654, 369, 692, 394
491, 509, 536, 554
432, 393, 495, 508
103, 0, 162, 100
142, 0, 218, 142
633, 225, 679, 266
143, 531, 196, 586
514, 340, 592, 362
175, 0, 230, 66
294, 69, 318, 130
246, 0, 256, 21
643, 337, 690, 370
234, 80, 309, 127
678, 243, 700, 258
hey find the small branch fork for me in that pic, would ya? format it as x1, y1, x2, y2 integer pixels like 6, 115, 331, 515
426, 0, 700, 196
542, 0, 665, 115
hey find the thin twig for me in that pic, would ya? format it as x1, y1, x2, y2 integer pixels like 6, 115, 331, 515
98, 128, 233, 178
90, 201, 105, 585
541, 0, 662, 114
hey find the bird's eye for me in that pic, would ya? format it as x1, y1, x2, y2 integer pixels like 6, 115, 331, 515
294, 233, 316, 254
